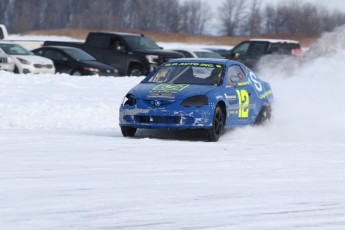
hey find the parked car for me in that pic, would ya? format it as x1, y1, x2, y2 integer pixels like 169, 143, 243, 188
119, 58, 274, 142
204, 47, 230, 58
32, 46, 119, 76
0, 41, 55, 74
226, 39, 302, 70
0, 48, 15, 72
173, 48, 223, 58
44, 32, 183, 76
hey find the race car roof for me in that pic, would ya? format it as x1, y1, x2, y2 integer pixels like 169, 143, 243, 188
170, 58, 232, 64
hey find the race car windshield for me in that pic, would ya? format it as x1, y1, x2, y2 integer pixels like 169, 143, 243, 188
144, 63, 224, 86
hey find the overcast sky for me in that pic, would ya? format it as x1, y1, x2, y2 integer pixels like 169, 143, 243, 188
203, 0, 345, 35
261, 0, 345, 12
210, 0, 345, 12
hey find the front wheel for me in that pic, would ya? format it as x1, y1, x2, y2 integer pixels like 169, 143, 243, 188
121, 126, 137, 137
71, 70, 82, 76
207, 106, 224, 142
14, 66, 20, 74
129, 65, 144, 76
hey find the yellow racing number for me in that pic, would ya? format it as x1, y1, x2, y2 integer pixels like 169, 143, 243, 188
236, 90, 249, 118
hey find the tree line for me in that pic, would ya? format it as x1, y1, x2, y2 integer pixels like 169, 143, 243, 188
1, 0, 345, 36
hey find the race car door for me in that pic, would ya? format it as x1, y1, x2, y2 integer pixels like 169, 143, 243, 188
224, 64, 255, 126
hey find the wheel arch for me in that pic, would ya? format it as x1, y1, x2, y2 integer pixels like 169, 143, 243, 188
128, 62, 145, 76
254, 102, 272, 124
216, 100, 227, 124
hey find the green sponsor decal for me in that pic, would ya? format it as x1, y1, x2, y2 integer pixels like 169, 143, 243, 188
259, 90, 273, 99
165, 62, 217, 68
148, 84, 190, 98
152, 84, 189, 91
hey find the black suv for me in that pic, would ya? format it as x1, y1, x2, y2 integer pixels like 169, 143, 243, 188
226, 39, 302, 70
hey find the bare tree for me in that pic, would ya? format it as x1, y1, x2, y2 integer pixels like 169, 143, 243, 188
157, 1, 181, 33
246, 0, 262, 35
1, 0, 345, 36
264, 5, 275, 34
299, 3, 321, 35
218, 0, 247, 36
122, 0, 161, 31
180, 0, 211, 35
85, 0, 124, 29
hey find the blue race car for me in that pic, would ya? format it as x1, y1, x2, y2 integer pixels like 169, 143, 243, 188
119, 58, 273, 141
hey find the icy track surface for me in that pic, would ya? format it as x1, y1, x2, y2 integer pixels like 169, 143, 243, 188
1, 31, 345, 229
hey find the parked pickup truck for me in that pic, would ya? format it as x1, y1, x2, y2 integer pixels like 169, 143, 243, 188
226, 38, 302, 70
44, 32, 183, 76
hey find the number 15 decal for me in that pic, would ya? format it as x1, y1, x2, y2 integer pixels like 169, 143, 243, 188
236, 90, 249, 118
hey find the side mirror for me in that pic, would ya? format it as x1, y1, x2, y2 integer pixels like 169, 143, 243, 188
117, 46, 126, 53
234, 52, 240, 58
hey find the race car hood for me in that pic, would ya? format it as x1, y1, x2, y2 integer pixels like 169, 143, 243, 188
130, 83, 216, 100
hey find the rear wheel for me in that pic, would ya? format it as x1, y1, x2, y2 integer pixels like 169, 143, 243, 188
121, 126, 137, 137
254, 104, 272, 125
207, 106, 224, 142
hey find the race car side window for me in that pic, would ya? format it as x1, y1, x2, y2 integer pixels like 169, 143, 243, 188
226, 65, 245, 87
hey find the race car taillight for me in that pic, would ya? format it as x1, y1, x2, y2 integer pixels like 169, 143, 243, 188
122, 94, 136, 106
181, 95, 208, 107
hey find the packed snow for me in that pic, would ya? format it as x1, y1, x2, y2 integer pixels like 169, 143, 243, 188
1, 28, 345, 229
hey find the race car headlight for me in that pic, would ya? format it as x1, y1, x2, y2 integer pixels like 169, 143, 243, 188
181, 95, 208, 107
16, 57, 30, 65
122, 94, 136, 106
145, 55, 159, 64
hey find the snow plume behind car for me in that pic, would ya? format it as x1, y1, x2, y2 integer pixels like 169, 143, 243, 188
244, 26, 345, 142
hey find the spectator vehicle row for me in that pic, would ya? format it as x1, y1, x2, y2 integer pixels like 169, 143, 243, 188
0, 41, 119, 76
1, 22, 302, 76
32, 46, 118, 76
43, 32, 184, 76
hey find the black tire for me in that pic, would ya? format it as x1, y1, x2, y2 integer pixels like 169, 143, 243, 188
121, 126, 137, 137
254, 104, 272, 125
207, 106, 224, 142
72, 70, 82, 76
14, 66, 20, 74
129, 65, 144, 76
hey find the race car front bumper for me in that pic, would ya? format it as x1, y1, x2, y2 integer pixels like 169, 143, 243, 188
119, 103, 215, 130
